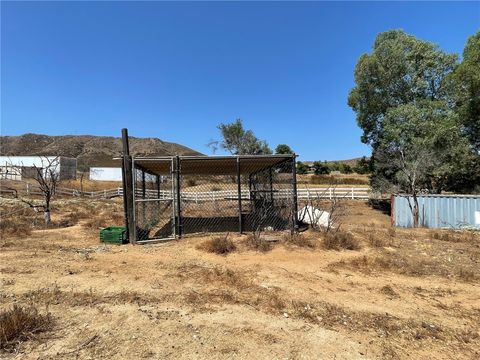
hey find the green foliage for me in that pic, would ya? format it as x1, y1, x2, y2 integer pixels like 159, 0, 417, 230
296, 161, 309, 175
349, 29, 479, 194
339, 163, 353, 174
313, 161, 330, 175
450, 31, 480, 152
214, 119, 272, 155
275, 144, 293, 154
348, 29, 457, 147
353, 157, 372, 174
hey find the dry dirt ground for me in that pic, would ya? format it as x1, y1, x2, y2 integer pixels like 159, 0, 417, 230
0, 198, 479, 359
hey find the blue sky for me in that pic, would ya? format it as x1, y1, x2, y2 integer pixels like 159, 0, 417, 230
1, 1, 479, 160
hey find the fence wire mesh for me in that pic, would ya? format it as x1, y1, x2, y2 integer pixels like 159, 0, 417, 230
131, 156, 297, 241
133, 160, 175, 240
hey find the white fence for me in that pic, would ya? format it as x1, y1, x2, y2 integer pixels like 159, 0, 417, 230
1, 183, 370, 200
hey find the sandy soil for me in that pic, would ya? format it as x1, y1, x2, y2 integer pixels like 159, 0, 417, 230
1, 200, 479, 359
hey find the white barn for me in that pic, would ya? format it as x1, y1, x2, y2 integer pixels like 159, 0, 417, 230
0, 156, 77, 181
89, 167, 123, 182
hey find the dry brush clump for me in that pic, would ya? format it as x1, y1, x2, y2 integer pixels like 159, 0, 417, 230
322, 230, 361, 251
432, 230, 479, 243
196, 234, 236, 255
332, 251, 479, 282
244, 233, 273, 252
281, 232, 316, 248
0, 305, 53, 351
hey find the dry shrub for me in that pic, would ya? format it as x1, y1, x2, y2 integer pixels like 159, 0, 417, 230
197, 235, 236, 255
244, 233, 272, 252
334, 252, 478, 282
457, 268, 476, 282
0, 217, 33, 238
83, 211, 123, 230
322, 231, 360, 251
282, 232, 316, 248
380, 285, 399, 298
387, 227, 396, 238
432, 230, 479, 243
367, 233, 386, 248
0, 305, 53, 351
54, 210, 89, 228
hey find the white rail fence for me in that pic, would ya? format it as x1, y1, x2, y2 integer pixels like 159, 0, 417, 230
1, 183, 370, 200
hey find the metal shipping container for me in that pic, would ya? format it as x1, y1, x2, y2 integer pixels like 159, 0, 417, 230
392, 194, 480, 229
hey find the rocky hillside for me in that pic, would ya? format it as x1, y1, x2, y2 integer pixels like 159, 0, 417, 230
0, 133, 202, 167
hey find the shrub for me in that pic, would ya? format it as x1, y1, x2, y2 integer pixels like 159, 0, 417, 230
282, 232, 316, 248
367, 233, 386, 248
322, 231, 360, 251
0, 305, 53, 351
197, 235, 236, 255
0, 218, 33, 238
245, 233, 272, 252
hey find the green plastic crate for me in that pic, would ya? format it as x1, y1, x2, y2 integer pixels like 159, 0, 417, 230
100, 226, 128, 244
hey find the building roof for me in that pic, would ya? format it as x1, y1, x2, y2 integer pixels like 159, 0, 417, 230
133, 155, 294, 176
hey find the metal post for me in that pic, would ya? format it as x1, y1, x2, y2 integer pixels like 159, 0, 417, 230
175, 156, 182, 238
291, 154, 299, 233
156, 175, 160, 199
269, 168, 274, 202
142, 170, 146, 198
237, 157, 242, 234
121, 128, 136, 244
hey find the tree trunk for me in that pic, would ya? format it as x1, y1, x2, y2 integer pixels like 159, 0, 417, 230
44, 209, 51, 225
412, 194, 419, 228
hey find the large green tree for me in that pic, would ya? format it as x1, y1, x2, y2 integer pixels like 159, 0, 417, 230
348, 30, 457, 148
450, 31, 480, 152
348, 29, 480, 195
212, 119, 272, 155
275, 144, 293, 154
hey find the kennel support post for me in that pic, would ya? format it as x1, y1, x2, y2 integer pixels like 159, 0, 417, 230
175, 155, 183, 238
121, 128, 136, 244
237, 156, 242, 234
292, 153, 299, 233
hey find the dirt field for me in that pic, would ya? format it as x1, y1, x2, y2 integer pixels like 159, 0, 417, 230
1, 198, 479, 359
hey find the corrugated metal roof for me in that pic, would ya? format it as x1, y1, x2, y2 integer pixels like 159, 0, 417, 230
133, 155, 294, 176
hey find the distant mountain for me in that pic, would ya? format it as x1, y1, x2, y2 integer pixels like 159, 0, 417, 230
0, 133, 202, 167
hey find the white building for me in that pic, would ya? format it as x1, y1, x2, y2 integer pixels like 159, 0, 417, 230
89, 167, 123, 182
0, 156, 77, 181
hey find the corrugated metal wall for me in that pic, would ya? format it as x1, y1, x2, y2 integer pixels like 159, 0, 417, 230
392, 194, 480, 229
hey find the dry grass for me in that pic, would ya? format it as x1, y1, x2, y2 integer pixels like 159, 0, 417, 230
0, 305, 53, 351
431, 230, 479, 243
196, 235, 236, 255
244, 233, 273, 252
0, 217, 33, 238
333, 250, 479, 282
281, 232, 316, 248
322, 231, 361, 251
380, 285, 399, 298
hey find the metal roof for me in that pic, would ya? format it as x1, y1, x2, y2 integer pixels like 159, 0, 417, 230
133, 155, 294, 175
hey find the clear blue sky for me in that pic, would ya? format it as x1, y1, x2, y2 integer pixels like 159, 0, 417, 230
1, 1, 479, 160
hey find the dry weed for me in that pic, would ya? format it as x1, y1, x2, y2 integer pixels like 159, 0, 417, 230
244, 233, 272, 252
282, 232, 316, 248
322, 231, 361, 251
0, 217, 33, 238
0, 305, 53, 351
197, 235, 236, 255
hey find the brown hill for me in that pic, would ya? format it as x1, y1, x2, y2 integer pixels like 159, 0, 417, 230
0, 133, 202, 167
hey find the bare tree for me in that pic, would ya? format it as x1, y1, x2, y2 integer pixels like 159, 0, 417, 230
374, 145, 436, 228
297, 184, 346, 233
6, 156, 61, 225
